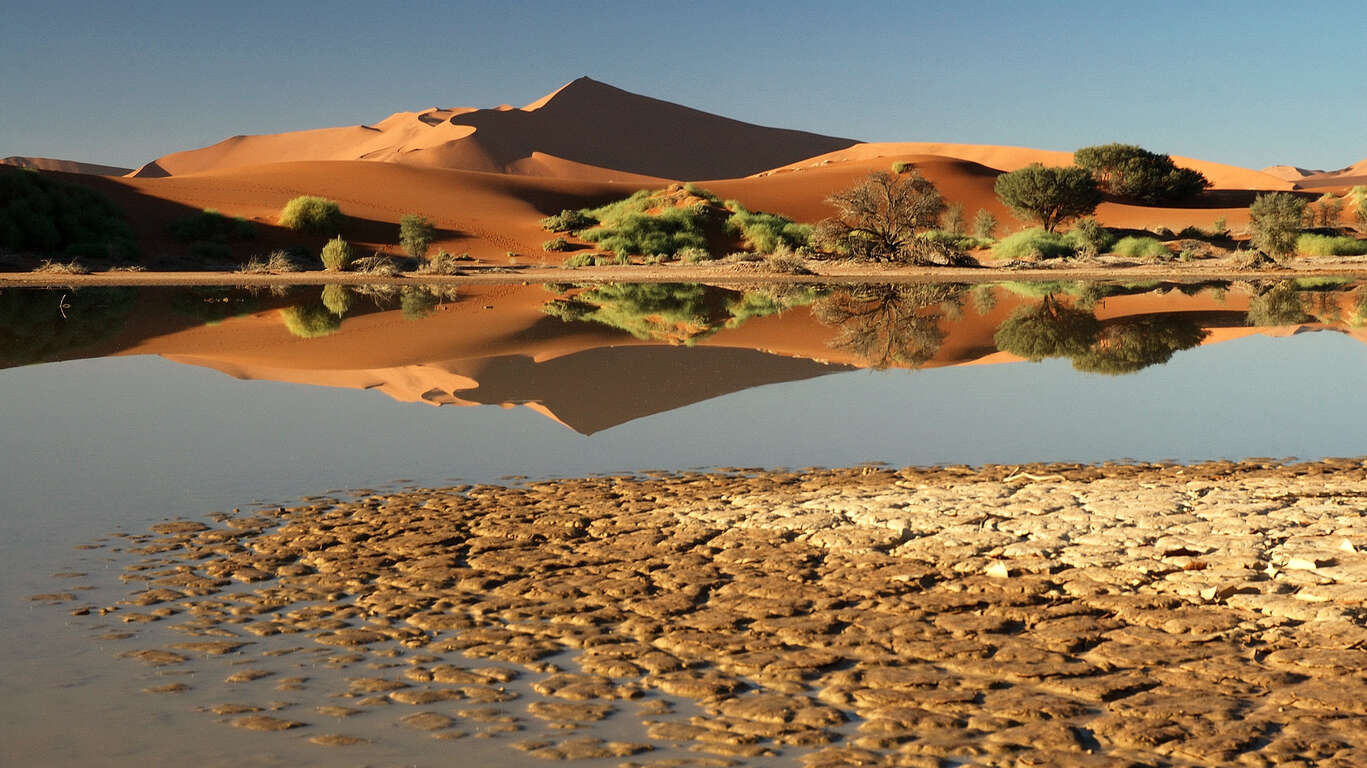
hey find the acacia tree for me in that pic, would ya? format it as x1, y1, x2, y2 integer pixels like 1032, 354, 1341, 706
1248, 193, 1307, 258
814, 170, 966, 264
1074, 144, 1210, 203
399, 214, 436, 259
993, 164, 1102, 232
1072, 315, 1208, 375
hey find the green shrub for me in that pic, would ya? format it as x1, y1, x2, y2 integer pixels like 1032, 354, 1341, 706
543, 237, 572, 252
1295, 233, 1367, 257
891, 161, 913, 174
562, 253, 596, 268
398, 214, 435, 259
0, 167, 138, 260
540, 209, 597, 232
677, 246, 714, 263
168, 209, 256, 243
281, 303, 341, 338
320, 236, 354, 271
1061, 217, 1115, 258
917, 230, 993, 250
1112, 236, 1170, 261
1249, 192, 1307, 257
400, 287, 440, 319
972, 209, 998, 239
1210, 217, 1228, 236
725, 202, 811, 253
991, 228, 1075, 260
278, 196, 343, 233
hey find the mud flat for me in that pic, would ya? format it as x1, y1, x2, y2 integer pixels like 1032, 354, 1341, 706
48, 459, 1367, 766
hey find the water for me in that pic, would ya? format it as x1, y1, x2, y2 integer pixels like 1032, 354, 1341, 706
2, 278, 1366, 766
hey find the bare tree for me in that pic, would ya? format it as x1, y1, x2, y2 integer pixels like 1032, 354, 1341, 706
812, 283, 966, 369
813, 171, 972, 265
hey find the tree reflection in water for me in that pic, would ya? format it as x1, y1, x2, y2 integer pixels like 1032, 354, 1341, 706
812, 283, 967, 369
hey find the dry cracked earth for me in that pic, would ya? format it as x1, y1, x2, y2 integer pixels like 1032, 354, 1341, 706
36, 458, 1367, 767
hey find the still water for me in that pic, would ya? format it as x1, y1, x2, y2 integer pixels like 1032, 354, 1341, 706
2, 278, 1366, 766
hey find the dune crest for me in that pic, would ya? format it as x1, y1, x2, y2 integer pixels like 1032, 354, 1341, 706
2, 156, 132, 176
127, 77, 857, 182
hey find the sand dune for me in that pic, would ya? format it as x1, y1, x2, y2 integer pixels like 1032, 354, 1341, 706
759, 142, 1296, 191
129, 77, 856, 182
2, 156, 132, 176
1262, 158, 1367, 190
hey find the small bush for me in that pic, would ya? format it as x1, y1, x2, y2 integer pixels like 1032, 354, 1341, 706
543, 237, 572, 252
725, 202, 811, 253
891, 161, 913, 174
1295, 233, 1367, 257
351, 253, 399, 276
320, 236, 354, 271
1210, 217, 1228, 236
917, 230, 994, 250
398, 214, 435, 259
991, 228, 1075, 261
972, 209, 998, 239
416, 250, 467, 275
1061, 217, 1115, 258
237, 250, 300, 274
1113, 236, 1170, 261
1249, 192, 1307, 258
278, 196, 343, 234
540, 209, 597, 233
764, 251, 813, 274
33, 258, 90, 274
678, 246, 714, 263
168, 209, 256, 243
562, 253, 596, 268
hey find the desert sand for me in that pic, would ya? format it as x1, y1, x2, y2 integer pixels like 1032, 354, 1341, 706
9, 78, 1361, 274
43, 458, 1367, 766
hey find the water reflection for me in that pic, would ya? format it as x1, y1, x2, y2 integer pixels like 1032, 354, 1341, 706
2, 279, 1365, 432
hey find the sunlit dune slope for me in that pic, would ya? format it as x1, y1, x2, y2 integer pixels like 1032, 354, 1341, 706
129, 77, 856, 182
759, 142, 1296, 192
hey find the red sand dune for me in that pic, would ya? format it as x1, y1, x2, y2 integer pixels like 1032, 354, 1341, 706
129, 77, 857, 182
1262, 158, 1367, 190
2, 156, 132, 176
757, 142, 1296, 192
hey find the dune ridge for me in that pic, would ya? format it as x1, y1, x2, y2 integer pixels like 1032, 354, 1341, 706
129, 77, 857, 182
2, 156, 132, 176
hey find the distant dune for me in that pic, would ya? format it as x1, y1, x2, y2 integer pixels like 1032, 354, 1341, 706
129, 77, 858, 182
1262, 158, 1367, 190
1, 156, 132, 176
760, 142, 1296, 191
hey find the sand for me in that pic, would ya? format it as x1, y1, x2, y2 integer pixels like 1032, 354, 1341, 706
51, 458, 1367, 766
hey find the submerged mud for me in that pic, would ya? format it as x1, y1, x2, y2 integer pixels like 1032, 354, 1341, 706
49, 459, 1367, 766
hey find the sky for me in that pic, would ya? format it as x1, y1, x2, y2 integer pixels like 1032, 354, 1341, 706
2, 0, 1364, 172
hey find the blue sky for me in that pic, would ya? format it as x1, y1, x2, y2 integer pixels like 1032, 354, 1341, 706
3, 0, 1363, 171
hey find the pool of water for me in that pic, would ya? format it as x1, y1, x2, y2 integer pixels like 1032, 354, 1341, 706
3, 278, 1366, 766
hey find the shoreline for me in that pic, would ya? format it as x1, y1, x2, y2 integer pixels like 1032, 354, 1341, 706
47, 457, 1367, 766
4, 262, 1367, 287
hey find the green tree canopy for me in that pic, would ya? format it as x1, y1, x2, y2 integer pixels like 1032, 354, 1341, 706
993, 165, 1102, 233
1071, 315, 1208, 374
1248, 193, 1308, 258
1074, 144, 1210, 203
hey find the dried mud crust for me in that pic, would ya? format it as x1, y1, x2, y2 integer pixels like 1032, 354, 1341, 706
87, 458, 1367, 766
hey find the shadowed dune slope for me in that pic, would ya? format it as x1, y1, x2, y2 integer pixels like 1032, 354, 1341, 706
2, 156, 132, 176
129, 77, 857, 182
